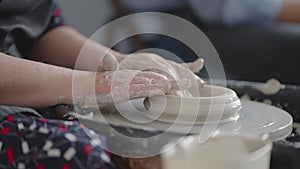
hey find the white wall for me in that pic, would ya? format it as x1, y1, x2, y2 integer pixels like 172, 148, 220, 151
58, 0, 114, 36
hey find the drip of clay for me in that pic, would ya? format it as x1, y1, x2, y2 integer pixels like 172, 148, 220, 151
256, 78, 285, 95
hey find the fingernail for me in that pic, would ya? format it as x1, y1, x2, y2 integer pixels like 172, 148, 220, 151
191, 58, 204, 73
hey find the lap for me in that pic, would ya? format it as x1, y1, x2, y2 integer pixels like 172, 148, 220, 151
0, 106, 116, 169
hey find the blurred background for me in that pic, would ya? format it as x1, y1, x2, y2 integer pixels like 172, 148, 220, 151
57, 1, 300, 169
58, 0, 113, 36
58, 0, 300, 85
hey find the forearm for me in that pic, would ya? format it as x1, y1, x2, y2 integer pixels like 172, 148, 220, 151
0, 53, 75, 108
30, 26, 124, 71
278, 0, 300, 22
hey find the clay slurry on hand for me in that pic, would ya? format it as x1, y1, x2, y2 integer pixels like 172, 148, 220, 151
79, 54, 205, 109
119, 53, 205, 97
80, 70, 177, 108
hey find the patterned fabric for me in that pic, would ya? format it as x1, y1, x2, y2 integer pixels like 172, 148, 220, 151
0, 113, 116, 169
46, 2, 65, 33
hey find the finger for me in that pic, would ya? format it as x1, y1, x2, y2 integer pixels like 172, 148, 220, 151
183, 58, 204, 73
195, 75, 206, 88
130, 77, 153, 85
184, 75, 205, 91
129, 84, 171, 99
136, 71, 169, 81
143, 68, 176, 80
169, 78, 191, 91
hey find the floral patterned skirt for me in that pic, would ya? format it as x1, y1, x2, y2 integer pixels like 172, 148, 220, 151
0, 110, 116, 169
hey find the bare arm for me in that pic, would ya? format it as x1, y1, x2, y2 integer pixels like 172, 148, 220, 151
278, 0, 300, 22
30, 26, 125, 71
0, 53, 173, 108
0, 53, 75, 108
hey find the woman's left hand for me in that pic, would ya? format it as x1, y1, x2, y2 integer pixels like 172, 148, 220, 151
118, 53, 205, 97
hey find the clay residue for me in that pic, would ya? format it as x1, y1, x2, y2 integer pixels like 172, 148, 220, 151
256, 78, 285, 95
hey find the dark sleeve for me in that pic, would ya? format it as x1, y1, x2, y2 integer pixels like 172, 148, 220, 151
16, 2, 65, 58
45, 2, 65, 33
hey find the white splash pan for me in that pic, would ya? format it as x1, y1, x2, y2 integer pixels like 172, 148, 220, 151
144, 85, 242, 124
88, 98, 292, 141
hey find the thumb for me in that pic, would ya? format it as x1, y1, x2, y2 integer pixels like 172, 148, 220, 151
98, 53, 119, 71
184, 58, 204, 73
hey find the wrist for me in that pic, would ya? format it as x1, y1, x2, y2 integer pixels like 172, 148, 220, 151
51, 68, 74, 105
113, 51, 127, 62
67, 71, 110, 106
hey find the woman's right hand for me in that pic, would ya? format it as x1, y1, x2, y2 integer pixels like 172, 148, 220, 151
73, 69, 181, 108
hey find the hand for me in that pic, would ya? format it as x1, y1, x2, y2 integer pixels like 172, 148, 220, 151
75, 69, 179, 108
119, 53, 205, 97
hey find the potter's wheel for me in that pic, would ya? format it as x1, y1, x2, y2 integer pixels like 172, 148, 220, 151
83, 99, 292, 141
